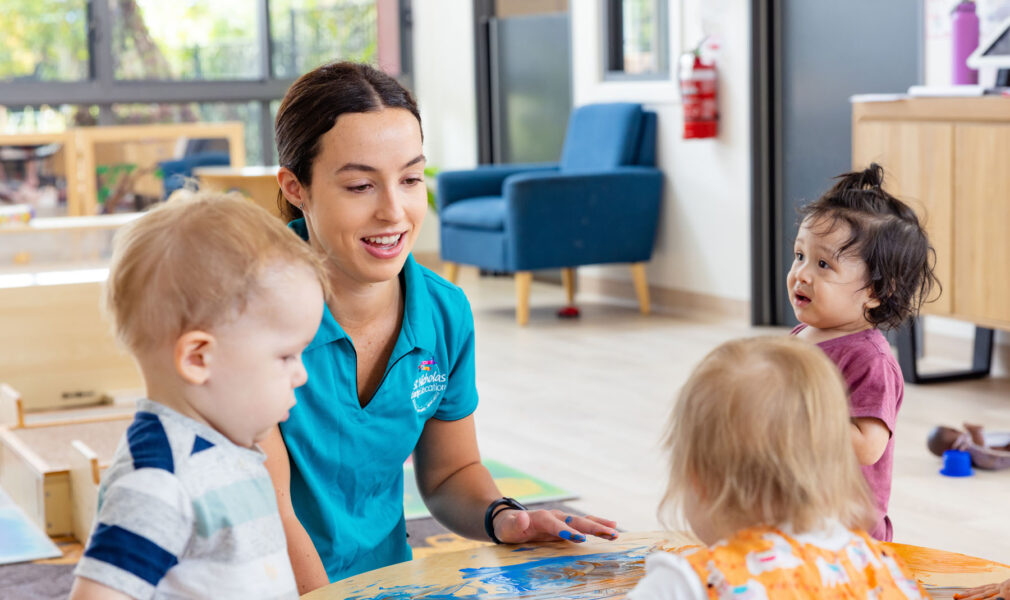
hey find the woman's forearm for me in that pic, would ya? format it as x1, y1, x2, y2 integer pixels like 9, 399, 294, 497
261, 427, 330, 593
283, 514, 330, 594
421, 460, 501, 541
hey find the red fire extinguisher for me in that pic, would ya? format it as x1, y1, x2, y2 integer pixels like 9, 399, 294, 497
679, 43, 718, 139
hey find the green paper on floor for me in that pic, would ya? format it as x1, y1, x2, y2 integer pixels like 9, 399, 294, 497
0, 487, 60, 565
403, 458, 575, 520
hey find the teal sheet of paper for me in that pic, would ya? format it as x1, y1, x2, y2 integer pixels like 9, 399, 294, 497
0, 487, 60, 565
403, 458, 575, 520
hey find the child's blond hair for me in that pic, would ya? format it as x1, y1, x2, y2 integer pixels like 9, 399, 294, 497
104, 190, 330, 355
660, 336, 876, 538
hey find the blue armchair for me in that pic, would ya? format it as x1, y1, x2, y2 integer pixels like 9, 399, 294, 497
158, 151, 231, 199
437, 102, 663, 324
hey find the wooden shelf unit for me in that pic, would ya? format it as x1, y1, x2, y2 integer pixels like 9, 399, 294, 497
0, 122, 245, 216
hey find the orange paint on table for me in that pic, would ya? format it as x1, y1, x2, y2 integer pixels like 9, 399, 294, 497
884, 542, 1010, 588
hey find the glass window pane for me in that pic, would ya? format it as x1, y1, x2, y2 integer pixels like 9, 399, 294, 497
110, 101, 263, 165
271, 0, 379, 78
0, 105, 98, 218
0, 105, 99, 134
73, 103, 264, 213
621, 0, 661, 75
110, 0, 261, 80
0, 1, 89, 82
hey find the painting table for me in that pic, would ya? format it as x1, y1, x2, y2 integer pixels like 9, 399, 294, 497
303, 531, 1010, 600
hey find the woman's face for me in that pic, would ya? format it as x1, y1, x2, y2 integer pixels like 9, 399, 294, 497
301, 107, 426, 286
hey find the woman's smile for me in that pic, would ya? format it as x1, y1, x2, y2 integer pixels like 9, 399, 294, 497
360, 231, 407, 259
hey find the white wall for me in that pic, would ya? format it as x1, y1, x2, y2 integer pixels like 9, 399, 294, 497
572, 0, 752, 302
925, 0, 1010, 87
410, 0, 479, 253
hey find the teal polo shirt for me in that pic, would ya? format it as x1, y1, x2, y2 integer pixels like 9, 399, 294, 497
281, 219, 479, 582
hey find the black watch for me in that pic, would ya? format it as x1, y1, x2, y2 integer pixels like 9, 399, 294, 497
483, 497, 528, 544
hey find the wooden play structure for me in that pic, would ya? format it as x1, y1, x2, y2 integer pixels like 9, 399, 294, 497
0, 383, 132, 541
0, 213, 142, 543
194, 165, 283, 219
0, 122, 245, 217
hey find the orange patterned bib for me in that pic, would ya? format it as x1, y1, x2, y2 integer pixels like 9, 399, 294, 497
679, 526, 927, 599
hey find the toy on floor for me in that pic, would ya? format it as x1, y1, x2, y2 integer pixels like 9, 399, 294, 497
556, 306, 580, 319
927, 423, 1010, 470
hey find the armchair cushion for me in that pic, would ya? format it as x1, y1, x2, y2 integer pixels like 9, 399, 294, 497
439, 196, 506, 232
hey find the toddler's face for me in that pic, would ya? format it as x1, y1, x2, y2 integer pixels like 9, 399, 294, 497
195, 264, 325, 448
787, 218, 878, 335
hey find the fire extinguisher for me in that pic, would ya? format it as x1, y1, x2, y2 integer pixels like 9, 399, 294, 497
679, 42, 718, 139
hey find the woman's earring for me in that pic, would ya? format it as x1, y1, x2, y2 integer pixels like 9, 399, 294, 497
299, 203, 304, 210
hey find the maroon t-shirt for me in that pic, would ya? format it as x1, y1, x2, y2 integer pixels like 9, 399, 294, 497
791, 324, 902, 541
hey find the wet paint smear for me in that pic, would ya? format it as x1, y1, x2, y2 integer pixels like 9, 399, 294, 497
343, 546, 653, 599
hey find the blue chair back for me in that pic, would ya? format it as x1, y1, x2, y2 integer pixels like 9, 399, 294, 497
632, 111, 657, 167
558, 103, 647, 172
159, 151, 231, 199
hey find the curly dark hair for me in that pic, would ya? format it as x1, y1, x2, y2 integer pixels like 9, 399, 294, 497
797, 163, 940, 330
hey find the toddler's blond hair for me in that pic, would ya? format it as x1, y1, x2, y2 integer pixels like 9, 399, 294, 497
660, 336, 876, 538
104, 190, 329, 355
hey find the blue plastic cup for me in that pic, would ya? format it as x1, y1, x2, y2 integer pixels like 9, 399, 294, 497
940, 449, 973, 477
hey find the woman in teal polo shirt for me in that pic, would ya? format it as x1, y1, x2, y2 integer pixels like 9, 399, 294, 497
261, 62, 619, 593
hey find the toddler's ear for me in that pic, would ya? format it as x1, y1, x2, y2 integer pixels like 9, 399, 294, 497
174, 331, 215, 385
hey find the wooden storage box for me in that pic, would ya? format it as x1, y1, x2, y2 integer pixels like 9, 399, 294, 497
0, 405, 128, 537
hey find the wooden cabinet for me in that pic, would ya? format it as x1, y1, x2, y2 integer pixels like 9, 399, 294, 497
852, 98, 1010, 331
953, 124, 1010, 325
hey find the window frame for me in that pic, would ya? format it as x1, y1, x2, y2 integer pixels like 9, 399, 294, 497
0, 0, 413, 165
601, 0, 670, 82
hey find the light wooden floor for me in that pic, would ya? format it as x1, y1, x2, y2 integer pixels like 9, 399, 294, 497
455, 268, 1010, 564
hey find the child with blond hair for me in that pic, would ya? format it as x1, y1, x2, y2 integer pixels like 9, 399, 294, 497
629, 336, 927, 599
788, 163, 939, 541
70, 192, 329, 599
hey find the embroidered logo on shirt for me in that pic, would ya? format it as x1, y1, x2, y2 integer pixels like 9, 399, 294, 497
411, 357, 447, 413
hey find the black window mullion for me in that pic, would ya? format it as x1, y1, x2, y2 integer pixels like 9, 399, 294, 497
605, 0, 624, 72
259, 100, 276, 165
89, 0, 116, 87
259, 0, 274, 81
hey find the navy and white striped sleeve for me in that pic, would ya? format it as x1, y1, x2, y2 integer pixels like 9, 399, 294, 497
74, 414, 193, 599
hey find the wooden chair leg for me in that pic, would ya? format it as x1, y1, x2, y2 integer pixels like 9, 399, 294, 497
443, 262, 460, 284
515, 271, 532, 325
561, 267, 576, 305
630, 263, 650, 315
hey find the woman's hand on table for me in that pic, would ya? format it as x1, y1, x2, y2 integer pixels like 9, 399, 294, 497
494, 508, 619, 544
955, 578, 1010, 600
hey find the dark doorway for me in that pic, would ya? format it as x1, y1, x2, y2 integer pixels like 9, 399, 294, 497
474, 1, 572, 165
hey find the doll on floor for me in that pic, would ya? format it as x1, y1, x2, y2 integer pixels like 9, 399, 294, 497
927, 424, 1010, 470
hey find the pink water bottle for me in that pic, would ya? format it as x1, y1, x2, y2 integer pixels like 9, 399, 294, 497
952, 1, 980, 85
